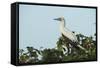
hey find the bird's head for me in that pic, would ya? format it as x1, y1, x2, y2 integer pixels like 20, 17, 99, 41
54, 16, 64, 21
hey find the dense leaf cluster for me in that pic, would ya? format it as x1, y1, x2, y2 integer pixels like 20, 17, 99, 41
19, 33, 96, 64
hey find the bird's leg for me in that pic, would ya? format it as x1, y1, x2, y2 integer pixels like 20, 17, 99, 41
65, 43, 71, 55
67, 44, 70, 55
69, 44, 72, 54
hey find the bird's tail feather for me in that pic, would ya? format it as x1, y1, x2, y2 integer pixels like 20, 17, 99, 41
77, 44, 88, 53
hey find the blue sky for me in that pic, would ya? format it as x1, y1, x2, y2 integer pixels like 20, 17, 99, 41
19, 4, 96, 50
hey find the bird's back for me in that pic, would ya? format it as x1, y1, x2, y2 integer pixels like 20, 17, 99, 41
60, 26, 78, 43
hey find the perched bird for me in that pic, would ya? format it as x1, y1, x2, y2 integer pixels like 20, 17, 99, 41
54, 16, 88, 53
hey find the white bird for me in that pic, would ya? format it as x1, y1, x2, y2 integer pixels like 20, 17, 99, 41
54, 16, 88, 53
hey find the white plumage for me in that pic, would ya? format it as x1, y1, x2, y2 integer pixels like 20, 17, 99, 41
59, 21, 78, 43
54, 16, 88, 53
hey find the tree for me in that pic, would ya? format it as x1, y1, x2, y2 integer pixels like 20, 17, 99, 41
19, 33, 96, 64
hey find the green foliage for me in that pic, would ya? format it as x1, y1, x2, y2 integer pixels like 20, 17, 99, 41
19, 33, 96, 64
40, 48, 63, 63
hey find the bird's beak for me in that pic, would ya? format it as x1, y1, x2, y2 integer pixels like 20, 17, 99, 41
53, 18, 61, 21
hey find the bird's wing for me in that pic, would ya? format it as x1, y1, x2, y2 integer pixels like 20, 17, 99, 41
61, 28, 78, 42
62, 28, 88, 53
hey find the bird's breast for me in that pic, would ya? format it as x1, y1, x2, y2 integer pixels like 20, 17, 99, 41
59, 25, 78, 42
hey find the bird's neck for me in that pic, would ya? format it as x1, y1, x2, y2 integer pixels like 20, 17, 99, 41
60, 19, 66, 28
59, 19, 66, 34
